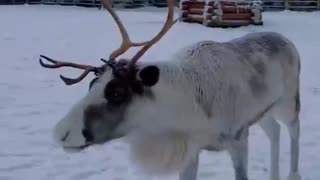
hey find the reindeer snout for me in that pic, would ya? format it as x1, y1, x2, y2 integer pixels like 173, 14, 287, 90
53, 116, 87, 149
60, 131, 70, 142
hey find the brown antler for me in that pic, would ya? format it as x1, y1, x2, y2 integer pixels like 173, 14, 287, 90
127, 0, 178, 68
39, 55, 101, 85
40, 0, 178, 86
100, 0, 151, 60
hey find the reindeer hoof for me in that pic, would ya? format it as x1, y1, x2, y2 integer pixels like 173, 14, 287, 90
287, 172, 302, 180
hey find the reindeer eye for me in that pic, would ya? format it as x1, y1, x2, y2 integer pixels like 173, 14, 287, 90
104, 80, 130, 104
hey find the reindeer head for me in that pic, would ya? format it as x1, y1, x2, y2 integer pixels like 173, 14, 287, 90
40, 0, 178, 151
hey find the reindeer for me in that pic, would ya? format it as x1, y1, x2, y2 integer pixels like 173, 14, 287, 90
39, 0, 302, 179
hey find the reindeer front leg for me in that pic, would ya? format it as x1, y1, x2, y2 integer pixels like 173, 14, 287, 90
228, 128, 249, 180
179, 152, 199, 180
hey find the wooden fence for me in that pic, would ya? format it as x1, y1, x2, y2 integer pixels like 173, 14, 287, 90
0, 0, 160, 7
260, 0, 320, 11
0, 0, 146, 7
0, 0, 319, 11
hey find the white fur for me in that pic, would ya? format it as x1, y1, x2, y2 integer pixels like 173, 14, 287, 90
53, 101, 86, 148
53, 32, 302, 180
53, 70, 112, 147
127, 132, 200, 175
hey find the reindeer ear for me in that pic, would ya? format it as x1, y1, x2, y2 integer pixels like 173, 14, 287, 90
138, 66, 160, 87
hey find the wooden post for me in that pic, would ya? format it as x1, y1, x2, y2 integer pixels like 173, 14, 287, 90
285, 0, 289, 10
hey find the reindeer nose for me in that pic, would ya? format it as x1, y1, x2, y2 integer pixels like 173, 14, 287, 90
82, 129, 93, 142
60, 131, 70, 142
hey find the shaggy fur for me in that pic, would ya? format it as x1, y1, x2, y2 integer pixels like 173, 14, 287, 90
53, 32, 301, 180
127, 131, 200, 175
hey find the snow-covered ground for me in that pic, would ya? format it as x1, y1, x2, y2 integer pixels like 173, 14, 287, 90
0, 4, 319, 180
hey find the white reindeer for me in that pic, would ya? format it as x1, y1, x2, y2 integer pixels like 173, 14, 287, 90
39, 0, 302, 179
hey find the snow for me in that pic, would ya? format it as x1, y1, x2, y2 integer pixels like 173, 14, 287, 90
0, 4, 320, 180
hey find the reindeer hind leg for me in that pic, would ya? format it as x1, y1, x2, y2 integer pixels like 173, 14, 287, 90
272, 92, 302, 180
258, 117, 281, 180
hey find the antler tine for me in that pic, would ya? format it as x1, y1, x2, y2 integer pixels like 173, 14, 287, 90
39, 55, 99, 85
39, 55, 96, 70
100, 0, 150, 60
128, 0, 178, 68
59, 68, 94, 85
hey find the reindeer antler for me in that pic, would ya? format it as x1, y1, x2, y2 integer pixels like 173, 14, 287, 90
40, 0, 178, 85
127, 0, 178, 68
39, 55, 104, 85
100, 0, 178, 63
100, 0, 151, 60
